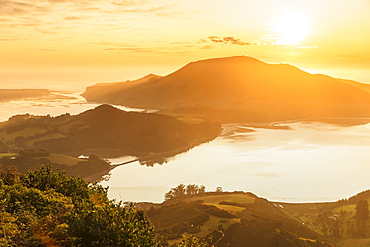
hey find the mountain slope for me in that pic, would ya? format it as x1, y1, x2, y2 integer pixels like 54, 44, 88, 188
0, 105, 221, 159
82, 56, 370, 122
145, 191, 331, 247
338, 78, 370, 94
82, 74, 161, 104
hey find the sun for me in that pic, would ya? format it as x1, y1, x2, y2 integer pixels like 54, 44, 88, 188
272, 14, 311, 45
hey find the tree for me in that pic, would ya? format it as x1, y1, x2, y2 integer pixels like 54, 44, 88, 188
186, 184, 198, 196
0, 165, 160, 246
355, 200, 369, 237
198, 185, 206, 195
164, 184, 207, 201
216, 187, 223, 193
172, 236, 209, 247
356, 200, 369, 220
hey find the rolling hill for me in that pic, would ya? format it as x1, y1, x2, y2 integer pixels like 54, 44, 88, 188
142, 189, 370, 247
0, 104, 221, 159
82, 56, 370, 123
82, 74, 161, 104
144, 191, 332, 247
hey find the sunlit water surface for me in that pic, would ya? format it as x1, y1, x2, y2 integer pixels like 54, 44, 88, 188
102, 122, 370, 203
1, 92, 370, 203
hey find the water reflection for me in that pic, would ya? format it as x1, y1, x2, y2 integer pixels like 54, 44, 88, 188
139, 157, 168, 167
2, 95, 370, 204
101, 119, 370, 203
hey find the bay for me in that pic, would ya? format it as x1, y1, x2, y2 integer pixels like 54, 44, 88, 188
101, 121, 370, 203
1, 92, 370, 203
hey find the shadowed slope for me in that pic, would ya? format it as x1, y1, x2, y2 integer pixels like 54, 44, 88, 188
0, 104, 221, 158
145, 191, 331, 247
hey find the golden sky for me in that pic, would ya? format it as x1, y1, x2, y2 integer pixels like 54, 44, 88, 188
1, 0, 370, 89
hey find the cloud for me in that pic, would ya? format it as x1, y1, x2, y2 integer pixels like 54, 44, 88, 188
101, 43, 193, 55
46, 0, 95, 4
0, 0, 35, 15
63, 16, 84, 20
111, 1, 177, 16
47, 0, 71, 2
206, 36, 255, 46
117, 6, 168, 13
0, 38, 22, 41
40, 48, 58, 51
200, 45, 214, 49
112, 0, 149, 7
103, 47, 154, 53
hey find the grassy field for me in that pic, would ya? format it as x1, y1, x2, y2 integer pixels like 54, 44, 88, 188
339, 238, 370, 247
0, 153, 17, 157
333, 204, 357, 214
27, 133, 66, 146
58, 120, 85, 133
184, 194, 255, 214
215, 204, 245, 213
177, 117, 205, 124
0, 127, 46, 142
33, 153, 84, 167
187, 194, 256, 205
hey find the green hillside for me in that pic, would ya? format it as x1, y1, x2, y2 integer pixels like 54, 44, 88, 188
141, 186, 370, 247
0, 150, 112, 182
281, 190, 370, 246
145, 189, 331, 247
0, 104, 221, 159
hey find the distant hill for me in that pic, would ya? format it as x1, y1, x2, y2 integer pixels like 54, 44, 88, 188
0, 104, 221, 159
0, 89, 50, 102
82, 56, 370, 123
82, 74, 161, 105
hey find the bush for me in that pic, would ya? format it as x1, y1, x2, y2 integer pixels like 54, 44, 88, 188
198, 204, 236, 218
0, 165, 159, 246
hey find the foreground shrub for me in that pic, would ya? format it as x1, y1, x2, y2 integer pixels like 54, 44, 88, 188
0, 165, 159, 246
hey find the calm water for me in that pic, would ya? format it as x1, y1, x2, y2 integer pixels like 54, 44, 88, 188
1, 92, 370, 203
101, 121, 370, 203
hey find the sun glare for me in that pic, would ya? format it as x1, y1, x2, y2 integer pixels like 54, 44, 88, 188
272, 14, 311, 45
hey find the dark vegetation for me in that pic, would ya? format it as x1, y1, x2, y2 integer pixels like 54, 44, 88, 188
164, 183, 206, 201
3, 167, 370, 247
282, 190, 370, 245
144, 185, 332, 247
0, 150, 112, 182
0, 104, 220, 181
0, 165, 158, 246
144, 185, 370, 247
0, 104, 221, 158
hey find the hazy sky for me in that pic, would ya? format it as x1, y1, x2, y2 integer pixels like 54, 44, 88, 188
1, 0, 370, 89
